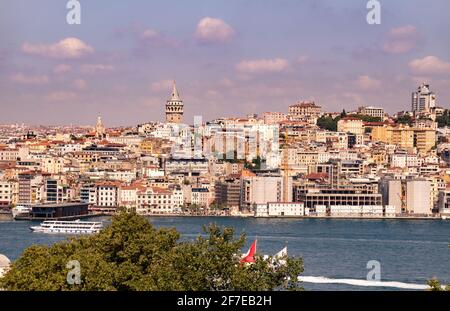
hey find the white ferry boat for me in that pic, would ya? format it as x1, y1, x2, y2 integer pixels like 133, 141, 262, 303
30, 220, 103, 234
12, 205, 31, 219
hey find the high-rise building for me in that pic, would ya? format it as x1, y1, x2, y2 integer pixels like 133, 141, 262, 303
379, 178, 403, 214
18, 171, 44, 205
165, 81, 184, 124
215, 178, 241, 208
379, 178, 433, 215
406, 179, 432, 214
240, 175, 292, 210
411, 83, 436, 113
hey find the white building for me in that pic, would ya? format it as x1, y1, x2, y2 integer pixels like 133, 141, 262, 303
136, 187, 184, 215
119, 185, 141, 209
385, 205, 396, 217
412, 83, 436, 112
255, 202, 305, 217
438, 190, 450, 215
96, 182, 120, 207
241, 176, 292, 210
0, 148, 19, 161
0, 180, 17, 207
105, 170, 136, 183
357, 106, 385, 119
263, 112, 287, 125
337, 117, 364, 135
390, 153, 419, 168
406, 179, 432, 214
191, 187, 210, 208
379, 178, 403, 214
142, 165, 164, 178
80, 184, 97, 205
41, 157, 65, 174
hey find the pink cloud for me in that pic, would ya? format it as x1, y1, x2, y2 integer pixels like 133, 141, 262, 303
383, 25, 420, 54
195, 17, 235, 44
45, 91, 77, 101
354, 75, 382, 91
236, 58, 289, 74
53, 64, 72, 74
80, 64, 115, 74
73, 79, 88, 90
150, 79, 174, 93
409, 56, 450, 75
139, 28, 176, 47
218, 78, 235, 88
296, 55, 310, 64
22, 37, 94, 59
116, 24, 176, 48
10, 73, 49, 85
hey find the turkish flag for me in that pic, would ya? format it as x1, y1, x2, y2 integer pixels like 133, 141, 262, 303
240, 240, 257, 263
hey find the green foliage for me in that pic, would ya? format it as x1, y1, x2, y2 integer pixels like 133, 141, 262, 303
436, 109, 450, 128
353, 115, 382, 122
244, 156, 263, 170
317, 115, 340, 131
188, 203, 202, 211
210, 202, 227, 210
396, 114, 413, 126
427, 279, 450, 291
1, 212, 304, 291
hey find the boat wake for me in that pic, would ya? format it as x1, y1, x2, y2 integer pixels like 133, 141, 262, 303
297, 276, 431, 290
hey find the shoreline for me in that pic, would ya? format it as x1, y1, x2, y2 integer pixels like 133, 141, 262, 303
101, 213, 449, 221
1, 212, 447, 222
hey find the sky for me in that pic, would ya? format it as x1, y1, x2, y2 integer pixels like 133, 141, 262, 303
0, 0, 449, 126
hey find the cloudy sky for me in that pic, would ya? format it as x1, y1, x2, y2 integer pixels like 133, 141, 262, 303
0, 0, 449, 126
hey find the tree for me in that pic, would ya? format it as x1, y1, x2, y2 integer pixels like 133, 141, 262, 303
0, 212, 304, 291
188, 203, 201, 212
427, 279, 450, 291
436, 109, 450, 128
317, 115, 339, 131
396, 114, 413, 126
244, 156, 263, 170
210, 201, 227, 210
354, 115, 382, 122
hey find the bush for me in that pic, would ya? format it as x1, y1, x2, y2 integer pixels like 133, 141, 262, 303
1, 212, 304, 291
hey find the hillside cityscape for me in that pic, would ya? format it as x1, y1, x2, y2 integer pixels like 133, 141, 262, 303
0, 81, 449, 219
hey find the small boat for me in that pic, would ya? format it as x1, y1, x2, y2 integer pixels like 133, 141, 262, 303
30, 219, 103, 234
441, 215, 447, 220
12, 205, 31, 219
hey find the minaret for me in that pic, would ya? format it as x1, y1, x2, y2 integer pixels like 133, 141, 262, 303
165, 81, 184, 123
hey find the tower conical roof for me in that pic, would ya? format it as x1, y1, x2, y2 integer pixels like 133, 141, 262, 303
171, 80, 181, 101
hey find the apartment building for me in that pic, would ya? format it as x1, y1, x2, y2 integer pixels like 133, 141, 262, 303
0, 180, 18, 207
240, 175, 292, 210
95, 182, 120, 207
357, 106, 385, 119
337, 117, 364, 135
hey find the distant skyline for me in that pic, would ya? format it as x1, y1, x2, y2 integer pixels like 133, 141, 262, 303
1, 0, 449, 126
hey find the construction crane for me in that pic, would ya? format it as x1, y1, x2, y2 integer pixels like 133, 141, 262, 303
397, 193, 407, 213
281, 130, 291, 202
